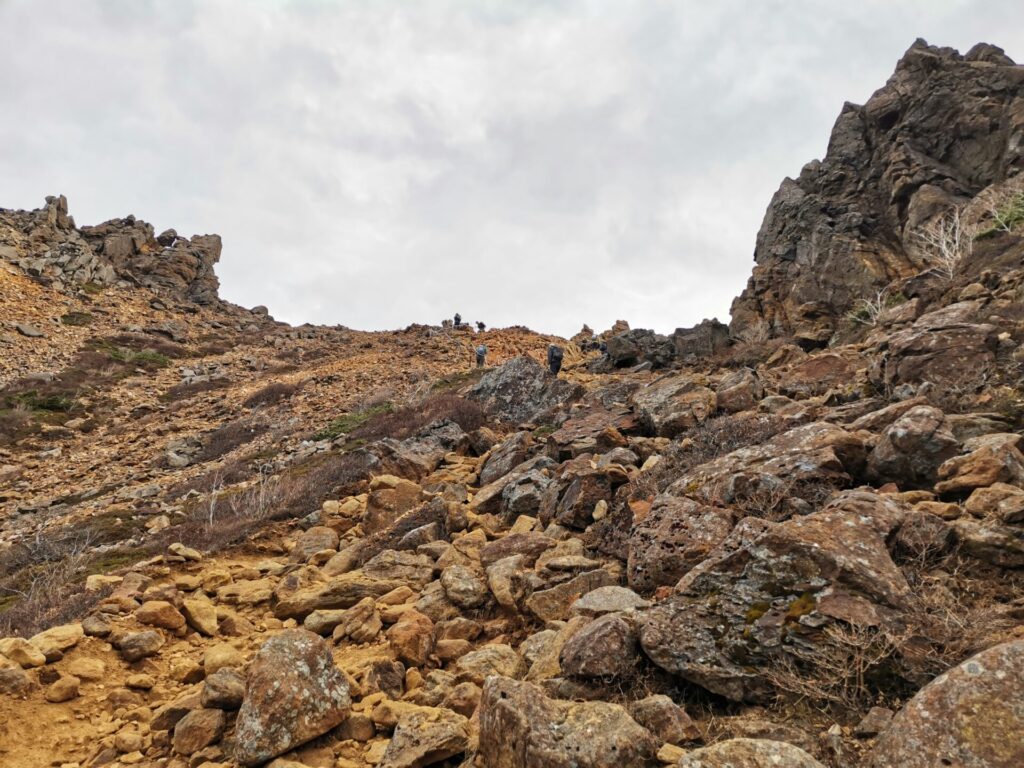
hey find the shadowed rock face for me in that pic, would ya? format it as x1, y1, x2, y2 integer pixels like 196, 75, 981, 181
730, 39, 1024, 345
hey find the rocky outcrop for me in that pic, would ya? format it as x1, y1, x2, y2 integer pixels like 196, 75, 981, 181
0, 195, 222, 304
730, 40, 1024, 344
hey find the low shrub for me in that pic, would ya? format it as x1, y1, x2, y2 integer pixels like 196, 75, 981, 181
197, 419, 270, 462
243, 381, 301, 408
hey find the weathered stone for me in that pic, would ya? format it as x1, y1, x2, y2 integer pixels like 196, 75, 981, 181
453, 644, 527, 686
867, 405, 959, 488
44, 675, 80, 702
525, 569, 617, 622
380, 707, 469, 768
570, 585, 650, 617
477, 677, 658, 768
628, 494, 736, 592
627, 694, 700, 744
870, 640, 1024, 767
234, 629, 351, 766
0, 637, 46, 668
200, 667, 246, 710
387, 609, 434, 667
182, 597, 219, 636
678, 738, 825, 767
440, 565, 489, 609
468, 355, 583, 425
172, 708, 226, 755
631, 373, 717, 437
116, 630, 165, 662
936, 438, 1024, 495
29, 623, 84, 660
480, 431, 533, 486
560, 614, 638, 678
640, 491, 909, 702
289, 525, 340, 562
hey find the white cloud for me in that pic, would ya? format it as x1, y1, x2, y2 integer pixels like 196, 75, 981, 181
1, 0, 1022, 336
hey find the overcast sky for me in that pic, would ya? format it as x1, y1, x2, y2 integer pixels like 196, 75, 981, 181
2, 1, 1023, 337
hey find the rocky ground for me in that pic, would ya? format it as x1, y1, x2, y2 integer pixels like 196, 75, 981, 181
3, 37, 1024, 768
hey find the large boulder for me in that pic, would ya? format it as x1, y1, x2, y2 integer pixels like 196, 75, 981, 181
631, 373, 717, 438
667, 421, 868, 507
872, 303, 999, 391
468, 356, 582, 425
628, 494, 736, 592
233, 629, 352, 766
639, 491, 910, 702
867, 405, 959, 488
607, 328, 676, 368
480, 431, 533, 486
477, 677, 659, 768
870, 639, 1024, 768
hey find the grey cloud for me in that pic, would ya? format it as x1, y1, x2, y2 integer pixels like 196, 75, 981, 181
1, 0, 1022, 336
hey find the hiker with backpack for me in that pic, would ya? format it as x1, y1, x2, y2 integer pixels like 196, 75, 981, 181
475, 343, 487, 368
547, 343, 564, 375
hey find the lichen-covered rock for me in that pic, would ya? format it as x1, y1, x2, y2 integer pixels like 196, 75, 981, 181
172, 708, 226, 755
870, 639, 1024, 768
667, 421, 867, 508
630, 372, 717, 437
560, 614, 639, 678
677, 738, 825, 767
867, 405, 959, 488
639, 490, 910, 702
380, 707, 469, 768
477, 677, 658, 768
468, 356, 583, 425
628, 494, 736, 592
233, 629, 351, 766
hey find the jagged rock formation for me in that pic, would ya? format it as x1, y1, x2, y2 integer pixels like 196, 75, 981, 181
731, 40, 1024, 345
1, 195, 221, 305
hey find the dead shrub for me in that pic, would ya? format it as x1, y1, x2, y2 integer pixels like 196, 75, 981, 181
350, 393, 486, 442
161, 378, 232, 402
243, 381, 302, 408
197, 419, 270, 462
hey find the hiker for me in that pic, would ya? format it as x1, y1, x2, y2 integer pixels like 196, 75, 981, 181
475, 343, 487, 368
454, 313, 462, 328
547, 343, 564, 375
476, 321, 486, 332
599, 341, 609, 359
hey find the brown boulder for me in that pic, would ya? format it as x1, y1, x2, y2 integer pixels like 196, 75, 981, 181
234, 629, 351, 766
677, 738, 824, 767
870, 639, 1024, 768
628, 494, 735, 592
478, 677, 658, 767
867, 405, 959, 489
560, 614, 639, 678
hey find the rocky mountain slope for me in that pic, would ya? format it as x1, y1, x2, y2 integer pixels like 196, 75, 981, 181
2, 38, 1024, 768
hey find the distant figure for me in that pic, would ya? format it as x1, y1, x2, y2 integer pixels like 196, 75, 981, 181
475, 344, 487, 368
476, 321, 486, 332
454, 313, 462, 328
547, 344, 564, 375
599, 341, 608, 359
